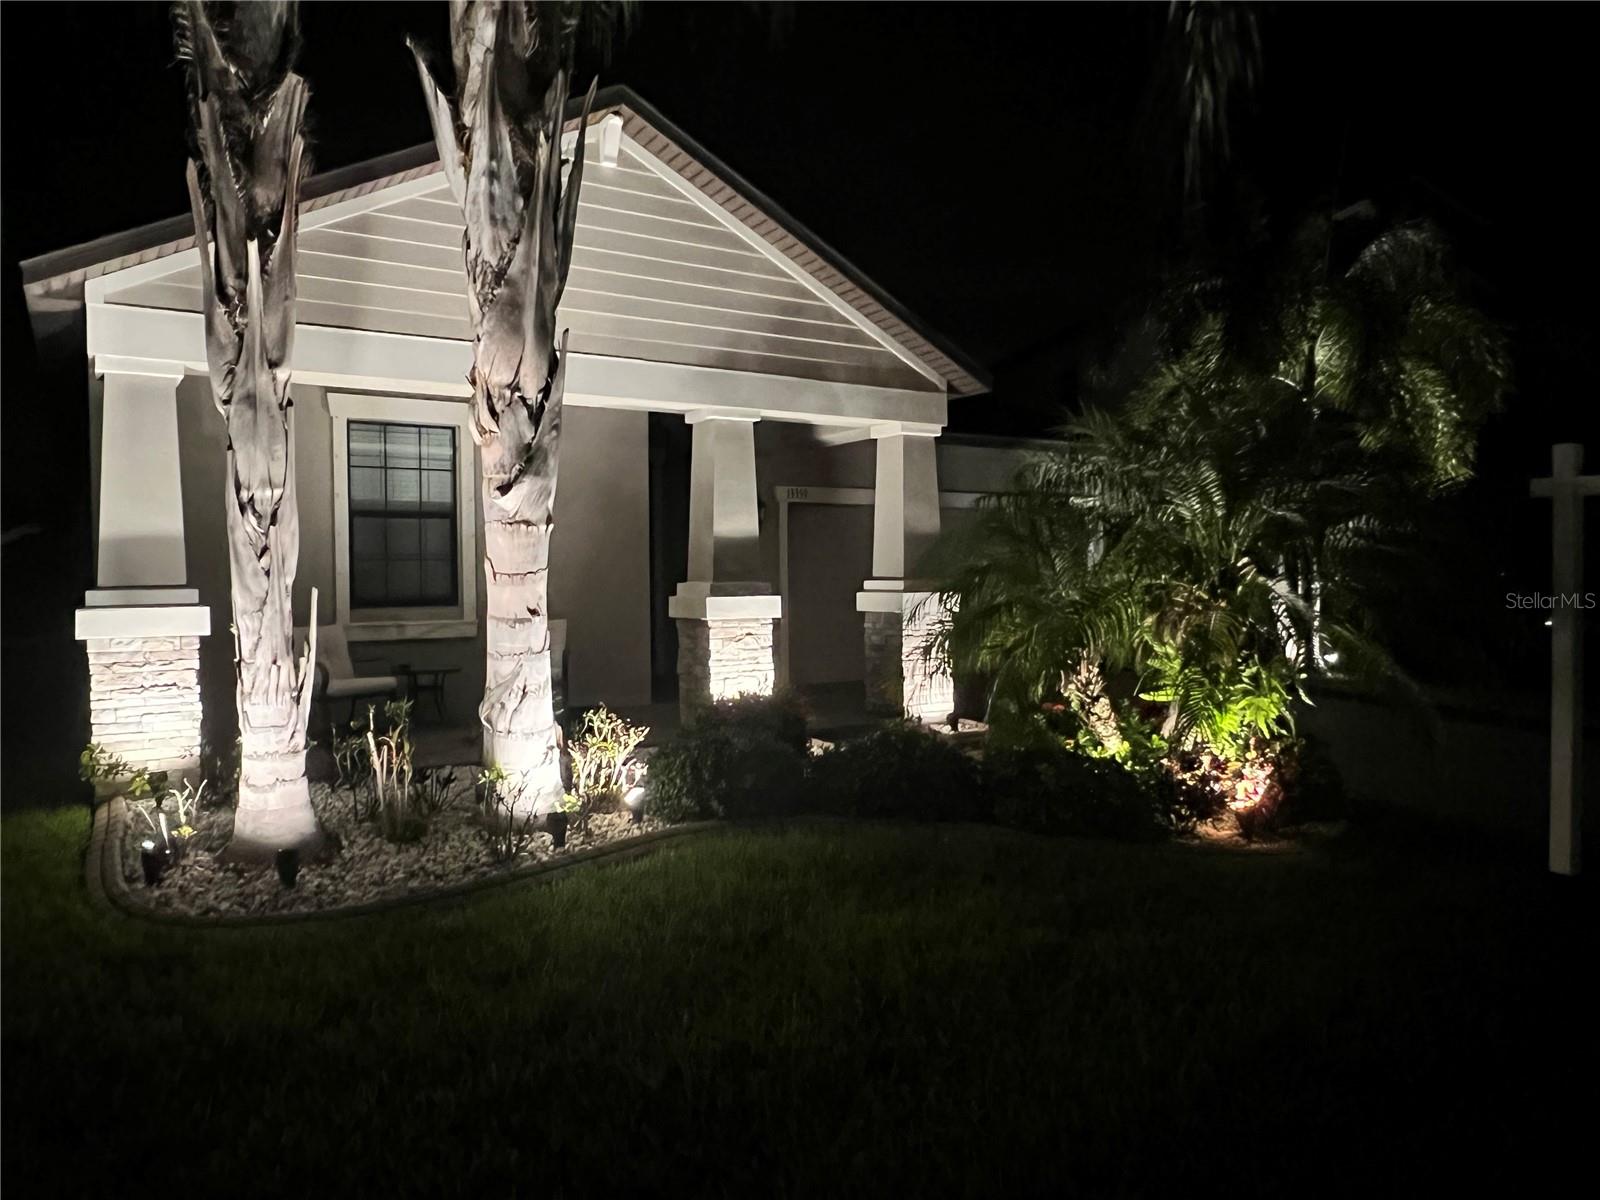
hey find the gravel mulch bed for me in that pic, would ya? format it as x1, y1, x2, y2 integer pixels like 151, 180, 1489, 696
118, 772, 664, 919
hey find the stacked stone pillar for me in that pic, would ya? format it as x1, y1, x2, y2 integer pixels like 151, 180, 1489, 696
82, 632, 204, 773
75, 358, 210, 777
668, 409, 781, 720
856, 424, 954, 723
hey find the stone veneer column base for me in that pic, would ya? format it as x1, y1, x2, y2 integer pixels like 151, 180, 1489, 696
859, 590, 955, 725
85, 634, 204, 774
76, 602, 211, 778
675, 617, 777, 721
862, 611, 905, 716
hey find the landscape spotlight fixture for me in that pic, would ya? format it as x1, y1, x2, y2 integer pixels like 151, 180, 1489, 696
139, 840, 165, 887
546, 812, 569, 850
275, 847, 301, 888
623, 784, 646, 825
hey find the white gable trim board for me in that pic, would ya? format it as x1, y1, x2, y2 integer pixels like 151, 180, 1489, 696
85, 303, 948, 429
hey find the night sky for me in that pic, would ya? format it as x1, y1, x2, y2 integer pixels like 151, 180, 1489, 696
7, 4, 1599, 443
4, 2, 1598, 770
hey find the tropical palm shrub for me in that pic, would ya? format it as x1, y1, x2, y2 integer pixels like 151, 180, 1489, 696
937, 212, 1509, 821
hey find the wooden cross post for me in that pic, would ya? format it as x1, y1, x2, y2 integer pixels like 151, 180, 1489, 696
1531, 444, 1598, 875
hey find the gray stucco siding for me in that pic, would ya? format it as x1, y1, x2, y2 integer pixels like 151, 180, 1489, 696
171, 379, 650, 737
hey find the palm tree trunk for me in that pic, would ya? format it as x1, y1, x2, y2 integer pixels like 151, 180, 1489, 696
1064, 656, 1126, 755
178, 1, 323, 861
412, 2, 595, 817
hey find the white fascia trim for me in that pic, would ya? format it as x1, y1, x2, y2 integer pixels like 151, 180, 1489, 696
814, 422, 942, 446
328, 391, 479, 642
563, 351, 947, 427
86, 303, 949, 429
684, 407, 762, 424
94, 355, 187, 381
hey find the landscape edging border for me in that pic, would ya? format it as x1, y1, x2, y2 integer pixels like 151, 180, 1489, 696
88, 796, 722, 929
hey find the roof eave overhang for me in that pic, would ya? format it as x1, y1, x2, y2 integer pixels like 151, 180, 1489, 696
21, 84, 990, 398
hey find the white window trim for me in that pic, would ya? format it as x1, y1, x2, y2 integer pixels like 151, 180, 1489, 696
329, 392, 478, 642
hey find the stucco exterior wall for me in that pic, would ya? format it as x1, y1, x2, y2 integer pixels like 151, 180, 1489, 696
548, 406, 651, 708
172, 378, 650, 738
936, 440, 1028, 494
753, 424, 1032, 689
174, 373, 235, 743
786, 503, 873, 685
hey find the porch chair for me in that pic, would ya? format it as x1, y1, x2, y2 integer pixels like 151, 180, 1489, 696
297, 623, 403, 735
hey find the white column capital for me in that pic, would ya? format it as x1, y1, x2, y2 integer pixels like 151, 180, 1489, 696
95, 355, 187, 382
869, 421, 943, 440
685, 407, 762, 425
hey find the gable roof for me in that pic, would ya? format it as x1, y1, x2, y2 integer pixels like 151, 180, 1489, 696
21, 86, 989, 398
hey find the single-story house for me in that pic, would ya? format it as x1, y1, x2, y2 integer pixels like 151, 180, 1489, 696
22, 86, 1026, 773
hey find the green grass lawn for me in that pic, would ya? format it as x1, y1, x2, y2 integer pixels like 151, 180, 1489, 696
2, 807, 1591, 1197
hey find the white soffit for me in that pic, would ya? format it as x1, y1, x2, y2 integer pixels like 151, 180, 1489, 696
94, 122, 946, 395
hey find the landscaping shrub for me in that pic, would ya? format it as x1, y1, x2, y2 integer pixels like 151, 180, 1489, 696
199, 729, 241, 807
701, 690, 810, 755
1272, 734, 1349, 825
807, 722, 985, 822
645, 723, 805, 822
985, 743, 1218, 841
985, 745, 1167, 841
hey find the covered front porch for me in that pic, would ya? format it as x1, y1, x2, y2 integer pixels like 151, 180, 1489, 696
29, 89, 994, 774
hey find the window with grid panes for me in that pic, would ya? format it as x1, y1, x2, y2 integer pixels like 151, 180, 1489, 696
347, 421, 458, 608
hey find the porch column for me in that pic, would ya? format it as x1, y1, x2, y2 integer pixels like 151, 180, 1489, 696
668, 408, 781, 720
75, 358, 209, 778
855, 423, 953, 723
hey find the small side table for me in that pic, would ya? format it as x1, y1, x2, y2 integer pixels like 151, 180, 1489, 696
394, 664, 463, 720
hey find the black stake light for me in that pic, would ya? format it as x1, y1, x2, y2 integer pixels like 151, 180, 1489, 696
546, 812, 568, 850
140, 839, 165, 887
275, 847, 301, 888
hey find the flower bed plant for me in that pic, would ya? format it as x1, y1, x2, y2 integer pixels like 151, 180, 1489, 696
563, 704, 650, 829
95, 702, 666, 919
